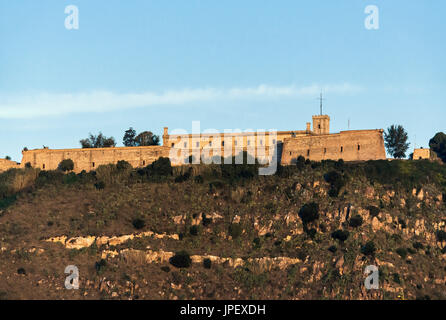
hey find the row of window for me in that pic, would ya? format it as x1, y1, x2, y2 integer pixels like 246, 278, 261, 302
291, 145, 362, 157
172, 139, 277, 148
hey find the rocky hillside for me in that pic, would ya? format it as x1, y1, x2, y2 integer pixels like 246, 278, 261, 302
0, 158, 445, 300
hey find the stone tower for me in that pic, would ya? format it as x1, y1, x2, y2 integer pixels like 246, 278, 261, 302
312, 115, 330, 135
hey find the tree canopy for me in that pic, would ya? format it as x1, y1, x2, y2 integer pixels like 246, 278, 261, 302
123, 127, 137, 147
429, 132, 446, 163
80, 132, 116, 148
122, 128, 160, 147
384, 125, 410, 159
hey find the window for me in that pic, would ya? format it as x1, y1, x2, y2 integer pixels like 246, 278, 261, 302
341, 146, 343, 153
247, 140, 250, 146
307, 149, 310, 156
358, 144, 361, 151
184, 142, 187, 148
260, 139, 263, 146
43, 164, 45, 169
318, 124, 321, 129
143, 160, 146, 166
324, 148, 327, 154
273, 139, 276, 144
209, 141, 212, 147
234, 140, 238, 146
171, 143, 175, 147
222, 141, 225, 146
92, 162, 95, 167
290, 152, 292, 156
196, 142, 199, 148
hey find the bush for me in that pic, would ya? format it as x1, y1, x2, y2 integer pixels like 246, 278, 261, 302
361, 241, 376, 256
116, 160, 132, 171
396, 247, 408, 259
331, 230, 350, 243
436, 230, 446, 242
132, 218, 145, 230
58, 159, 74, 172
94, 181, 105, 190
194, 175, 204, 184
324, 171, 345, 197
203, 258, 212, 269
296, 156, 306, 169
169, 251, 192, 268
95, 259, 107, 273
328, 245, 337, 253
298, 202, 319, 224
349, 215, 363, 228
413, 242, 424, 250
366, 206, 380, 217
228, 223, 243, 239
189, 225, 199, 236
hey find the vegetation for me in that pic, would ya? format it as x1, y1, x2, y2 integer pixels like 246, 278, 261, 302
80, 132, 116, 148
123, 127, 160, 147
429, 132, 446, 163
58, 159, 74, 172
384, 125, 410, 159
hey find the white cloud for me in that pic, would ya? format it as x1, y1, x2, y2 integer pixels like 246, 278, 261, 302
0, 83, 363, 119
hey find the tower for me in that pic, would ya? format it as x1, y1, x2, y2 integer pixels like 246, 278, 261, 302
162, 127, 169, 146
312, 115, 330, 135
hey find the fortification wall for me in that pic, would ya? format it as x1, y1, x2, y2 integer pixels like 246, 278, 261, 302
281, 129, 386, 164
0, 159, 20, 172
413, 148, 431, 160
20, 146, 171, 172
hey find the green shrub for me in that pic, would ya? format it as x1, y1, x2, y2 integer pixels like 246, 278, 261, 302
116, 160, 132, 170
361, 241, 376, 256
328, 245, 337, 253
189, 225, 199, 236
324, 171, 345, 197
233, 267, 268, 290
228, 223, 243, 239
94, 181, 105, 190
298, 202, 319, 224
194, 175, 204, 184
58, 159, 74, 172
203, 258, 212, 269
366, 206, 380, 217
132, 218, 145, 230
331, 230, 350, 243
95, 259, 107, 273
396, 247, 408, 259
349, 215, 363, 228
436, 230, 446, 242
169, 251, 192, 268
413, 242, 424, 250
296, 156, 306, 169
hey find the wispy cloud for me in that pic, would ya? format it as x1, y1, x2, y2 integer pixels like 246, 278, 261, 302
0, 83, 363, 119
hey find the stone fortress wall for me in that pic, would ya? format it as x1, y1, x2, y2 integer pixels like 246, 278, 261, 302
0, 114, 387, 172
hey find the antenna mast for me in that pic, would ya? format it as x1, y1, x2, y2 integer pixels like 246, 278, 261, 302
318, 92, 326, 115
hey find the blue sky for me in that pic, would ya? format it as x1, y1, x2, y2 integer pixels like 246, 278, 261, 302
1, 0, 445, 161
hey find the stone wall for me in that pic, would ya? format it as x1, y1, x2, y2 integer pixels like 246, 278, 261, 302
413, 148, 431, 160
281, 129, 386, 164
0, 159, 20, 172
20, 146, 171, 173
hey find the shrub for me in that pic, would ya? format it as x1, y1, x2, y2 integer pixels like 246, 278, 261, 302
25, 162, 32, 168
95, 259, 107, 273
349, 215, 363, 228
94, 181, 105, 190
203, 258, 212, 269
436, 230, 446, 242
189, 225, 199, 236
298, 202, 319, 224
160, 266, 170, 273
328, 245, 337, 253
132, 218, 145, 230
228, 223, 243, 239
361, 241, 376, 256
324, 171, 345, 197
366, 206, 380, 217
116, 160, 132, 171
305, 227, 317, 239
396, 247, 408, 259
169, 251, 192, 268
17, 268, 26, 275
58, 159, 74, 172
296, 156, 306, 169
413, 242, 424, 250
202, 214, 212, 227
194, 175, 204, 184
331, 230, 350, 243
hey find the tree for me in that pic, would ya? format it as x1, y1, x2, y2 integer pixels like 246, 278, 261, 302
135, 131, 160, 146
59, 159, 74, 172
123, 127, 137, 147
80, 132, 116, 148
5, 156, 11, 160
384, 125, 410, 158
429, 132, 446, 163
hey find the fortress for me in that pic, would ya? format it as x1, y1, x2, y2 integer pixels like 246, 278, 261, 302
0, 114, 387, 172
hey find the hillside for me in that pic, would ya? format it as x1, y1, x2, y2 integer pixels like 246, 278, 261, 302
0, 157, 445, 300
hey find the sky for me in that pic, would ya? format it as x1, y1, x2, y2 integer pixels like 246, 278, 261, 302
0, 0, 445, 161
